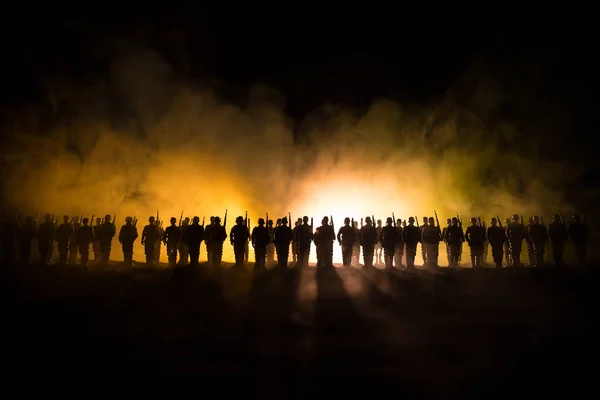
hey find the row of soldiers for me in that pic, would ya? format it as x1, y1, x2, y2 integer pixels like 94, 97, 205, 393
0, 211, 590, 269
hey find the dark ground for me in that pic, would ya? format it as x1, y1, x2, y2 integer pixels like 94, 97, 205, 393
1, 261, 598, 397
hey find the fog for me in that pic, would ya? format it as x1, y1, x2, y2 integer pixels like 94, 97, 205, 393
0, 43, 585, 263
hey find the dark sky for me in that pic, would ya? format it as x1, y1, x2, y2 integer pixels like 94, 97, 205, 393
1, 6, 598, 144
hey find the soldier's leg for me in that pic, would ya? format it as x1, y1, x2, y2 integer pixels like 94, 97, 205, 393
80, 250, 89, 266
431, 244, 439, 268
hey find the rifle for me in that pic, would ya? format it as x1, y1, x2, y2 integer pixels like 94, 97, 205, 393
156, 210, 160, 226
266, 212, 269, 228
456, 213, 462, 228
360, 217, 363, 228
223, 209, 228, 229
392, 213, 396, 228
34, 213, 40, 225
288, 212, 292, 226
112, 214, 116, 227
372, 215, 376, 228
202, 216, 205, 227
477, 216, 482, 227
351, 217, 355, 229
179, 210, 184, 227
559, 211, 566, 225
90, 215, 95, 227
434, 210, 440, 227
497, 216, 502, 229
245, 211, 248, 227
133, 217, 138, 227
310, 217, 313, 230
330, 215, 334, 232
415, 216, 420, 228
520, 215, 524, 226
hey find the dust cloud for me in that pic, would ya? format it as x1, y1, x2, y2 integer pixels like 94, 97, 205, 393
0, 44, 582, 263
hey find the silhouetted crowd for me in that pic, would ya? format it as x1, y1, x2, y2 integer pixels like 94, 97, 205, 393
0, 211, 590, 270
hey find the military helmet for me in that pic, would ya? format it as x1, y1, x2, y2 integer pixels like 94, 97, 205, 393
82, 218, 89, 224
236, 216, 244, 223
170, 217, 176, 223
344, 217, 350, 224
258, 218, 265, 225
322, 216, 329, 223
149, 216, 155, 222
215, 216, 221, 223
386, 217, 393, 223
126, 216, 133, 222
365, 216, 372, 222
471, 217, 477, 223
282, 217, 288, 224
408, 216, 415, 222
193, 216, 200, 223
512, 214, 519, 221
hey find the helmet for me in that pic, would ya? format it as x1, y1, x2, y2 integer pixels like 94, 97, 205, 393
170, 217, 177, 223
149, 216, 155, 222
215, 216, 221, 223
386, 217, 393, 223
126, 216, 133, 222
282, 217, 288, 224
193, 216, 200, 223
236, 216, 244, 223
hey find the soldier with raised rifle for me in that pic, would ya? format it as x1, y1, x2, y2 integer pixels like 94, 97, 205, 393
465, 217, 486, 268
403, 217, 421, 270
442, 218, 452, 267
487, 218, 506, 268
503, 218, 512, 266
419, 217, 429, 267
445, 217, 465, 268
184, 217, 204, 266
507, 215, 526, 266
55, 215, 73, 264
209, 215, 227, 267
118, 217, 138, 266
317, 216, 335, 268
352, 220, 361, 264
275, 216, 293, 268
68, 216, 81, 264
142, 216, 160, 265
96, 214, 116, 265
394, 218, 404, 268
178, 217, 190, 265
380, 217, 398, 269
529, 216, 548, 267
359, 216, 378, 268
292, 218, 302, 264
297, 216, 313, 267
423, 216, 442, 269
164, 217, 182, 266
525, 217, 536, 267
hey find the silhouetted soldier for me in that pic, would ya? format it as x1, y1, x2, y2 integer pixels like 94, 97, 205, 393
352, 220, 361, 264
18, 216, 36, 264
403, 217, 421, 270
375, 219, 383, 265
292, 218, 302, 263
164, 217, 182, 266
525, 217, 535, 267
465, 217, 486, 268
37, 214, 55, 264
244, 221, 250, 265
313, 226, 322, 266
297, 216, 313, 267
230, 216, 250, 267
142, 216, 160, 265
96, 215, 116, 265
569, 214, 589, 265
178, 217, 190, 265
380, 217, 398, 269
548, 214, 568, 266
210, 216, 227, 267
445, 217, 465, 268
423, 217, 441, 268
507, 215, 525, 266
68, 216, 81, 264
267, 219, 275, 266
442, 218, 452, 267
92, 217, 102, 262
487, 218, 506, 268
55, 215, 73, 264
76, 218, 94, 266
184, 217, 204, 266
252, 218, 269, 269
419, 217, 429, 266
204, 216, 215, 263
337, 217, 356, 267
394, 219, 404, 268
119, 217, 138, 266
154, 223, 164, 265
503, 218, 512, 266
317, 217, 335, 268
360, 216, 378, 268
529, 216, 548, 267
274, 217, 293, 268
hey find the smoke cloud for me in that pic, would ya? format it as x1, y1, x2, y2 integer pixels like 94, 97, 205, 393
0, 41, 591, 262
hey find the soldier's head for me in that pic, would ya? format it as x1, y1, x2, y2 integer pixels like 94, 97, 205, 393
512, 214, 519, 222
552, 214, 560, 223
396, 219, 402, 226
422, 217, 428, 225
268, 219, 273, 226
344, 217, 350, 225
45, 214, 51, 222
169, 217, 175, 225
408, 216, 415, 225
104, 214, 111, 223
82, 218, 89, 226
210, 216, 215, 223
446, 218, 451, 225
193, 216, 200, 224
572, 214, 581, 222
73, 216, 79, 222
353, 221, 358, 228
451, 217, 458, 226
491, 217, 497, 226
297, 218, 302, 224
470, 217, 478, 225
303, 216, 309, 224
183, 217, 190, 225
427, 217, 434, 226
258, 218, 265, 226
365, 216, 372, 225
236, 216, 244, 225
386, 217, 393, 225
63, 215, 69, 223
281, 217, 288, 226
126, 216, 133, 224
276, 218, 282, 226
534, 216, 540, 224
214, 216, 221, 225
505, 218, 511, 225
149, 216, 156, 224
321, 216, 329, 226
528, 217, 534, 224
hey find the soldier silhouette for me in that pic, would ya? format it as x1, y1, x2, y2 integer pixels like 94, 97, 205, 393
267, 219, 275, 266
297, 216, 313, 267
445, 217, 465, 268
503, 218, 512, 266
55, 215, 73, 264
380, 217, 397, 269
209, 216, 227, 267
317, 217, 335, 268
68, 216, 81, 264
96, 215, 116, 265
548, 214, 568, 266
507, 215, 525, 266
230, 216, 250, 267
419, 217, 429, 267
178, 217, 190, 265
403, 217, 421, 270
119, 217, 138, 266
142, 216, 160, 265
525, 217, 536, 267
352, 220, 361, 264
204, 216, 215, 263
92, 217, 102, 263
184, 217, 204, 266
529, 216, 548, 267
274, 217, 293, 268
394, 218, 404, 268
465, 217, 486, 268
359, 216, 377, 268
337, 217, 357, 267
251, 218, 269, 269
423, 217, 441, 269
375, 219, 383, 265
442, 218, 452, 267
164, 217, 182, 266
292, 218, 302, 263
77, 217, 94, 266
487, 218, 506, 268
